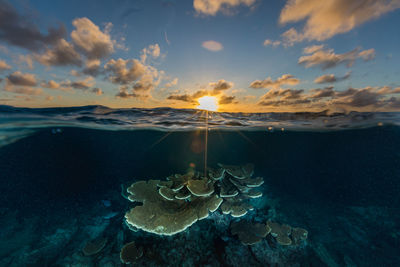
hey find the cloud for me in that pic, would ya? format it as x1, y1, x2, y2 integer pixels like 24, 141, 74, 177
210, 79, 234, 93
314, 71, 351, 84
6, 71, 37, 86
91, 87, 103, 95
35, 39, 82, 66
258, 98, 311, 107
257, 88, 310, 106
167, 79, 234, 104
140, 44, 161, 63
132, 65, 160, 94
4, 86, 43, 95
0, 60, 11, 71
71, 17, 114, 60
255, 85, 400, 111
17, 55, 34, 69
167, 94, 195, 103
331, 87, 384, 108
202, 40, 223, 52
343, 88, 380, 107
261, 88, 304, 100
299, 45, 375, 69
359, 48, 376, 61
0, 1, 66, 51
250, 74, 300, 89
105, 54, 161, 99
104, 58, 146, 84
263, 39, 281, 47
332, 86, 400, 108
218, 95, 236, 104
309, 86, 335, 98
2, 71, 43, 95
279, 0, 400, 43
303, 45, 324, 54
61, 77, 95, 90
193, 0, 256, 16
164, 78, 178, 88
335, 88, 358, 97
82, 59, 102, 76
192, 90, 210, 99
41, 80, 60, 89
116, 86, 142, 99
314, 74, 336, 84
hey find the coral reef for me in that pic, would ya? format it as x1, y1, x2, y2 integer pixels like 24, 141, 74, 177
124, 163, 264, 236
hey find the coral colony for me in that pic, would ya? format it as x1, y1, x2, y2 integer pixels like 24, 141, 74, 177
121, 163, 308, 262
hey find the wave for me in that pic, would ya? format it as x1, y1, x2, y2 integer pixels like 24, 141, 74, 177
1, 105, 400, 130
1, 105, 399, 147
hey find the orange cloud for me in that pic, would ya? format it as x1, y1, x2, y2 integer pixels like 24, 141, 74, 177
299, 45, 375, 69
314, 71, 351, 84
280, 0, 400, 43
71, 18, 114, 60
202, 40, 223, 52
250, 74, 300, 89
0, 60, 11, 71
35, 39, 82, 66
194, 0, 256, 16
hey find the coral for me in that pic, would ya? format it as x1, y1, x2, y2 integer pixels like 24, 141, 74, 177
231, 220, 269, 245
291, 227, 308, 245
217, 163, 263, 200
216, 163, 263, 217
82, 236, 107, 256
267, 221, 292, 246
220, 196, 254, 217
124, 163, 264, 235
120, 241, 143, 264
266, 221, 308, 246
186, 178, 215, 197
125, 180, 223, 235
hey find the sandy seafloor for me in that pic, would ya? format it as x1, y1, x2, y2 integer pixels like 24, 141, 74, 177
0, 107, 400, 266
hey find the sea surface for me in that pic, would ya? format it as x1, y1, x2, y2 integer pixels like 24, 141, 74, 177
0, 105, 399, 266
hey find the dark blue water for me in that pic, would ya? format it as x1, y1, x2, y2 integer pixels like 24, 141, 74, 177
0, 106, 399, 266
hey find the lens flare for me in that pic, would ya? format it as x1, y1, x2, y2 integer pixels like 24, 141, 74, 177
196, 96, 218, 111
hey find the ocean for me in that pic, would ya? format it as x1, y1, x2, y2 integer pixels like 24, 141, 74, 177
0, 105, 399, 266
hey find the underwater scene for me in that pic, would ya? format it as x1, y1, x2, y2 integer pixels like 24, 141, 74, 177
1, 105, 400, 266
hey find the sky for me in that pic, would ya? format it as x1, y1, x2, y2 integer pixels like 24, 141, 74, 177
0, 0, 400, 112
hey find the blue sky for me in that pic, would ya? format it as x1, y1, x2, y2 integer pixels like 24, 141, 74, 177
0, 0, 400, 112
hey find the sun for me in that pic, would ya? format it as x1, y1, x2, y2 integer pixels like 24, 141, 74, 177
196, 96, 218, 111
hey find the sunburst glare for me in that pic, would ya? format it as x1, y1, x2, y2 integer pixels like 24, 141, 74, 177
196, 96, 218, 112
